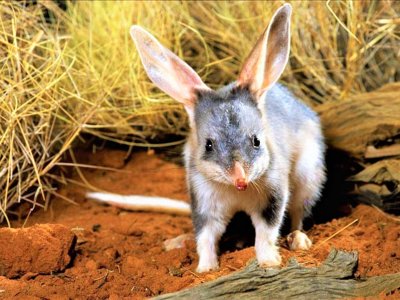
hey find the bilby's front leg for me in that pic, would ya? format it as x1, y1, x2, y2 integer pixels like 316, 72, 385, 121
195, 217, 227, 273
189, 172, 231, 273
251, 189, 289, 267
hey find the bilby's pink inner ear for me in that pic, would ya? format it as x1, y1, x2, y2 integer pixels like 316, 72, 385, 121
130, 25, 209, 111
238, 4, 292, 99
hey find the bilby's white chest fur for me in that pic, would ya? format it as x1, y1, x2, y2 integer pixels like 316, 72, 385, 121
190, 170, 269, 222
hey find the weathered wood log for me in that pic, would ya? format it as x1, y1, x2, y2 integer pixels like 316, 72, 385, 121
348, 159, 400, 212
317, 82, 400, 159
316, 83, 400, 214
155, 249, 400, 299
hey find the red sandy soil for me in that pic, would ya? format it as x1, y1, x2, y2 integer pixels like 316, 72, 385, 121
1, 149, 399, 299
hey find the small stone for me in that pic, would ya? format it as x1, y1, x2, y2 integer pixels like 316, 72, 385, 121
109, 294, 120, 300
168, 266, 183, 277
85, 260, 98, 271
92, 224, 101, 232
131, 230, 144, 237
104, 248, 119, 260
125, 256, 146, 269
163, 234, 193, 251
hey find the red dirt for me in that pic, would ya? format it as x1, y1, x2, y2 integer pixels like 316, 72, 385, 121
1, 149, 399, 299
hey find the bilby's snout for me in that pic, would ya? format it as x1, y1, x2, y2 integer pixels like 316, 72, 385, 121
231, 161, 248, 191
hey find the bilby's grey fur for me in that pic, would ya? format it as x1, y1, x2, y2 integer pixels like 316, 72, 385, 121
122, 3, 326, 273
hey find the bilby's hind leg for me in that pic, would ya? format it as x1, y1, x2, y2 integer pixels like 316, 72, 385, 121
287, 134, 325, 251
287, 185, 313, 250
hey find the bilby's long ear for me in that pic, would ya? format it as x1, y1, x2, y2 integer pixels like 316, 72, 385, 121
238, 4, 292, 98
130, 26, 209, 113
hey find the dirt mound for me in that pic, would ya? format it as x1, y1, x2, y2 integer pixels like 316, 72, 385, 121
0, 224, 76, 278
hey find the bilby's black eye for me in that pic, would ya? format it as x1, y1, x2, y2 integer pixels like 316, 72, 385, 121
205, 139, 213, 152
252, 135, 260, 149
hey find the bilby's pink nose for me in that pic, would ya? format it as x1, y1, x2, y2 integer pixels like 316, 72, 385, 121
232, 162, 248, 191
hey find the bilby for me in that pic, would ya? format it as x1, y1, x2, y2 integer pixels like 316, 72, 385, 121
87, 3, 326, 273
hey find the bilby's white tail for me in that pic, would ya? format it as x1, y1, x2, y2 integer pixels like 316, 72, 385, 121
86, 192, 191, 216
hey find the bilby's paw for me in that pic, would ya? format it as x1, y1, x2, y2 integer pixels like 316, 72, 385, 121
258, 246, 282, 268
196, 259, 219, 273
287, 230, 312, 250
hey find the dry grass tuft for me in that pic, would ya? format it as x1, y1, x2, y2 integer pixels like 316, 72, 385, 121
62, 1, 194, 145
0, 1, 399, 222
0, 2, 81, 224
186, 1, 399, 104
